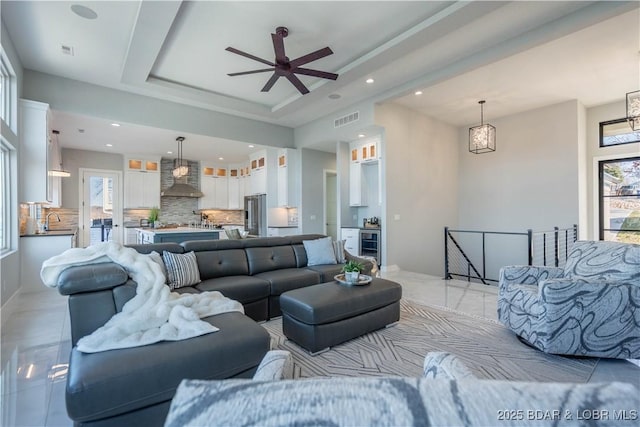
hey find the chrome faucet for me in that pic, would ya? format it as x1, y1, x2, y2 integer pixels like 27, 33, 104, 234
45, 212, 61, 231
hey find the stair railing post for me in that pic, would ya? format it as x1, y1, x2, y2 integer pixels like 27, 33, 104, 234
444, 227, 450, 279
554, 226, 559, 267
527, 229, 533, 265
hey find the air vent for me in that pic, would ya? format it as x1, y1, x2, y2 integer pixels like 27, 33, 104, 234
334, 111, 359, 128
61, 45, 74, 56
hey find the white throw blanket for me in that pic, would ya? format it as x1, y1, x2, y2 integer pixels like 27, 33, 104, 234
41, 242, 244, 353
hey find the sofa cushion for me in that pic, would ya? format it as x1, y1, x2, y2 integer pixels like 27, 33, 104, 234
194, 249, 249, 279
195, 276, 270, 304
305, 264, 344, 282
163, 251, 202, 289
66, 312, 270, 423
245, 246, 297, 275
255, 268, 320, 296
303, 236, 338, 266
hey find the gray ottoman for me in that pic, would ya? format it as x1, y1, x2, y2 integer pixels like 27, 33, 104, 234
280, 278, 402, 354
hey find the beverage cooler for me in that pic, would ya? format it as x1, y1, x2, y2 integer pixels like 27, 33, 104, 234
360, 229, 380, 265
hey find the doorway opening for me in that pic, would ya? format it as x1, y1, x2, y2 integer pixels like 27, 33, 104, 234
79, 168, 122, 247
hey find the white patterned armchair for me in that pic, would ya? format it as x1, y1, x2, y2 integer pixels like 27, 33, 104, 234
498, 240, 640, 359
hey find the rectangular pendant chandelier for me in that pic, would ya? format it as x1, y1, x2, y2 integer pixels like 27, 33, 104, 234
469, 100, 496, 154
626, 90, 640, 131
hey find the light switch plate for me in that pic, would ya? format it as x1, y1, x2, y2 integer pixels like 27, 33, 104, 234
310, 215, 316, 220
394, 214, 400, 221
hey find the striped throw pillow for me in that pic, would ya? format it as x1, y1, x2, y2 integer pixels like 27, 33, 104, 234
162, 251, 201, 289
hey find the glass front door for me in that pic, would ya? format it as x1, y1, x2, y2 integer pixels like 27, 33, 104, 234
599, 157, 640, 243
80, 169, 121, 247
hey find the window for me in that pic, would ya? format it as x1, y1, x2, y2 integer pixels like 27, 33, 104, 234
600, 118, 640, 147
0, 49, 15, 128
599, 157, 640, 243
0, 138, 14, 254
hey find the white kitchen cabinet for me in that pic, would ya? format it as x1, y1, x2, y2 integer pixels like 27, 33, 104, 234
20, 99, 59, 205
125, 156, 160, 172
199, 164, 229, 209
277, 149, 298, 207
20, 234, 74, 292
341, 228, 360, 256
349, 162, 367, 206
228, 166, 244, 209
124, 228, 138, 245
123, 155, 160, 208
267, 227, 300, 237
248, 150, 267, 195
124, 171, 160, 208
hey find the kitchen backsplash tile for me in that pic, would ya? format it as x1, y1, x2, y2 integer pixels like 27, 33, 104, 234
160, 158, 199, 223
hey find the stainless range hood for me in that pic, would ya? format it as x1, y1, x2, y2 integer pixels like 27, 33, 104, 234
160, 175, 203, 198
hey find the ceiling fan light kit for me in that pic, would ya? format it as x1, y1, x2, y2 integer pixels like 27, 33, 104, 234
226, 26, 338, 95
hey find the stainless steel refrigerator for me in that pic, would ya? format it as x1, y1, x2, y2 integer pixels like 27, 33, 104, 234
244, 194, 267, 237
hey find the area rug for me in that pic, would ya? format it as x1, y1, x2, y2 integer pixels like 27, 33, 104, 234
263, 299, 598, 383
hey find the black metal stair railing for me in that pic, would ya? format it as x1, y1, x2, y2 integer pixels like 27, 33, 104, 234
444, 225, 578, 285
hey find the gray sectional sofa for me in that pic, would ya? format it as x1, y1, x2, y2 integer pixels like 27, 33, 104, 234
56, 234, 373, 426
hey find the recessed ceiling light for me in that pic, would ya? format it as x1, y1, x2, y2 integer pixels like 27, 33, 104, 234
366, 78, 374, 84
111, 123, 120, 127
105, 144, 113, 147
71, 4, 98, 20
415, 91, 423, 95
218, 157, 224, 161
358, 134, 365, 138
167, 151, 173, 154
248, 145, 255, 148
328, 93, 341, 100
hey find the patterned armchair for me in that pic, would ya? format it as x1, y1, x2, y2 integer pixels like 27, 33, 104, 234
498, 240, 640, 359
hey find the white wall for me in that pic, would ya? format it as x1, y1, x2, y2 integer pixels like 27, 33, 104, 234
585, 101, 640, 239
375, 103, 459, 275
1, 18, 24, 307
61, 148, 124, 209
300, 149, 336, 234
456, 100, 582, 279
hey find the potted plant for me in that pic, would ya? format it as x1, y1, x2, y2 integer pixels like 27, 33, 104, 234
148, 206, 160, 227
342, 260, 363, 284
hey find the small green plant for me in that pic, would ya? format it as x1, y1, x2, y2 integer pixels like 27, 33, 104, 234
342, 260, 363, 273
148, 206, 160, 223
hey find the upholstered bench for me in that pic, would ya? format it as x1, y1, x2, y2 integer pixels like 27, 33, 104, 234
280, 278, 402, 353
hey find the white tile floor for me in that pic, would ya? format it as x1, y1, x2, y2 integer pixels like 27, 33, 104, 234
1, 271, 638, 426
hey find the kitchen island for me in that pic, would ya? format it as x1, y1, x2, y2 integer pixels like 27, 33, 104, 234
136, 227, 222, 244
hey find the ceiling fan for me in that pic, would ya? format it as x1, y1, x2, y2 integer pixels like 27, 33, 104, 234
225, 26, 338, 95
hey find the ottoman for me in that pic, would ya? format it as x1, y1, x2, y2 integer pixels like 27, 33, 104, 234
280, 278, 402, 354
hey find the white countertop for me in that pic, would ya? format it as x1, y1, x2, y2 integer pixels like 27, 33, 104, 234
135, 227, 222, 235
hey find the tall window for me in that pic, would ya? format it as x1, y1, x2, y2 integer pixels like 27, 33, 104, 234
599, 157, 640, 243
0, 50, 14, 126
0, 138, 13, 254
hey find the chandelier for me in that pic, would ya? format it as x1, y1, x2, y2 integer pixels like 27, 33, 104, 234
626, 90, 640, 131
172, 136, 189, 178
469, 100, 496, 154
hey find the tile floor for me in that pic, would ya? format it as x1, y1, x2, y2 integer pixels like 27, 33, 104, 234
1, 271, 638, 426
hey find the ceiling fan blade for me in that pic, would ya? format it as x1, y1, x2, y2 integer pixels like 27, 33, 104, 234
261, 73, 281, 92
289, 47, 333, 69
228, 68, 274, 77
225, 47, 274, 67
285, 73, 310, 95
271, 33, 286, 64
293, 67, 338, 80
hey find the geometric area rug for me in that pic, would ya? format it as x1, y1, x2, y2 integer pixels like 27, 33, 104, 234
262, 299, 598, 383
